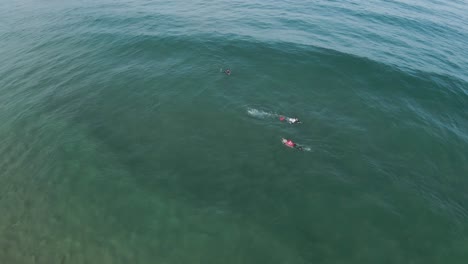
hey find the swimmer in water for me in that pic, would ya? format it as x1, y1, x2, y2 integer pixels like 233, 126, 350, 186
279, 116, 301, 124
224, 69, 231, 75
281, 138, 303, 150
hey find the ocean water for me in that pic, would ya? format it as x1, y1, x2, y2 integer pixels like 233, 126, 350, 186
1, 0, 468, 263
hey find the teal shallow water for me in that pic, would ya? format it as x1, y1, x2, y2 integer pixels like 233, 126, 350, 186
1, 0, 468, 263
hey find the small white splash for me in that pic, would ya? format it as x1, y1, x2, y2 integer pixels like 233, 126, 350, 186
247, 108, 275, 119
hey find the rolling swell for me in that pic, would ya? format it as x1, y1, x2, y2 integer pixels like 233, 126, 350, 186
1, 0, 468, 263
59, 31, 468, 224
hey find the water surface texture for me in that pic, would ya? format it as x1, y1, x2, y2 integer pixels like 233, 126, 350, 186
1, 0, 468, 263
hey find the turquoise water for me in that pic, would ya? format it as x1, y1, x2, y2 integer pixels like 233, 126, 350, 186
1, 0, 468, 263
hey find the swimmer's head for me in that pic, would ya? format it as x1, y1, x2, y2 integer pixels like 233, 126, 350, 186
279, 116, 285, 121
282, 138, 287, 143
